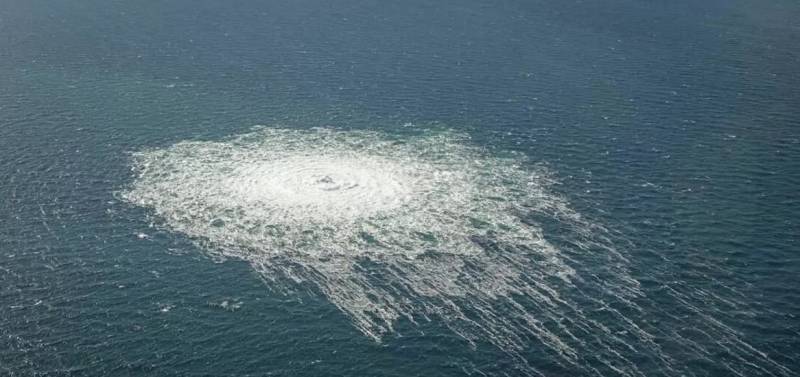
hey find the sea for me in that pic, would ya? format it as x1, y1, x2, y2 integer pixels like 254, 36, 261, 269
1, 0, 798, 376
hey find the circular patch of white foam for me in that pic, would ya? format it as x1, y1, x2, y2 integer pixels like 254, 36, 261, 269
120, 127, 789, 376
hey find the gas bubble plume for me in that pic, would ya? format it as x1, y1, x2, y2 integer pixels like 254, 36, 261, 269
121, 127, 790, 376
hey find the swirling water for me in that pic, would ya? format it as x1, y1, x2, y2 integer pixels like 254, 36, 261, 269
2, 0, 799, 376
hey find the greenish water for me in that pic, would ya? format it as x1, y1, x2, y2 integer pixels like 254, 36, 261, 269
1, 1, 798, 376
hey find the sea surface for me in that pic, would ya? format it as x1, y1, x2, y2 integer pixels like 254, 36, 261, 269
1, 1, 799, 376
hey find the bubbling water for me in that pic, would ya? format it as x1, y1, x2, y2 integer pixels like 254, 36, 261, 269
121, 127, 790, 377
224, 155, 414, 223
123, 127, 557, 262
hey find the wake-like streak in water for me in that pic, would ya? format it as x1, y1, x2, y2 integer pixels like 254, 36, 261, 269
121, 127, 791, 376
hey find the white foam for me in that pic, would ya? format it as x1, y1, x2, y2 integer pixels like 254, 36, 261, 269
120, 127, 790, 376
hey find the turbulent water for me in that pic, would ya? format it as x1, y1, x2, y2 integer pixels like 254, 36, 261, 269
119, 127, 789, 376
121, 128, 581, 343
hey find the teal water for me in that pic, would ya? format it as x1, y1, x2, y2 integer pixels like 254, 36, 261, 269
1, 1, 799, 376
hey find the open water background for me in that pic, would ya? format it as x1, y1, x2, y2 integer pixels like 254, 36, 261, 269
1, 0, 799, 375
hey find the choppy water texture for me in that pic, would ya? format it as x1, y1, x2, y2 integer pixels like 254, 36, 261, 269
2, 0, 799, 376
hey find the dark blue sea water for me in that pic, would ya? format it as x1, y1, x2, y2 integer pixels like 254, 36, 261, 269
2, 1, 799, 376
